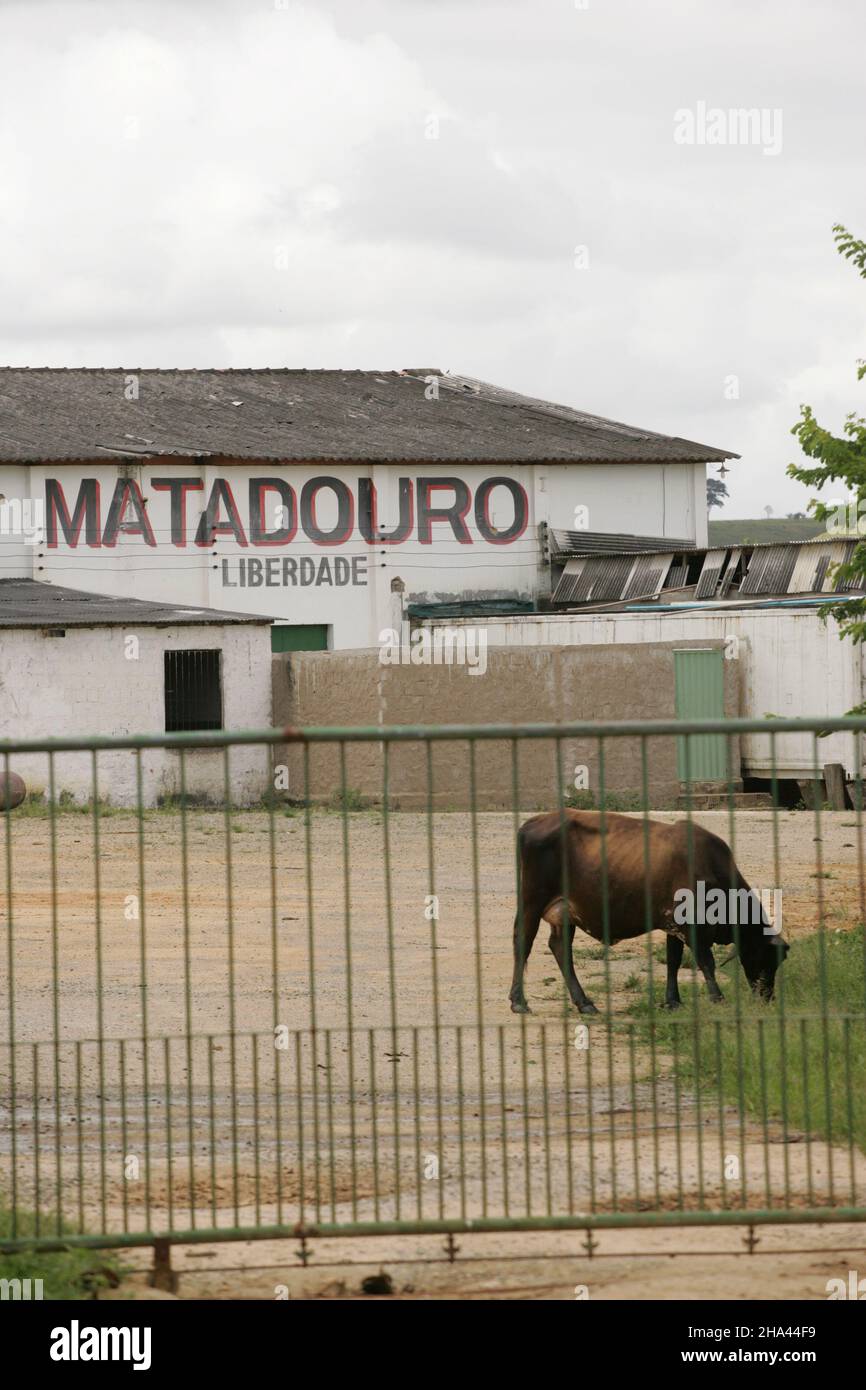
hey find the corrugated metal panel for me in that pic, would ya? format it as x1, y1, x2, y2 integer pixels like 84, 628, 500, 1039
548, 529, 695, 559
740, 544, 798, 595
552, 538, 860, 606
788, 539, 856, 593
665, 561, 689, 589
717, 548, 742, 596
694, 548, 728, 600
551, 557, 588, 602
621, 553, 674, 600
552, 554, 635, 603
833, 540, 858, 591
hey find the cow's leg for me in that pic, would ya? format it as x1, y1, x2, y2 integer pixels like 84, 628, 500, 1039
509, 908, 541, 1014
547, 919, 599, 1014
695, 942, 725, 1002
660, 934, 684, 1009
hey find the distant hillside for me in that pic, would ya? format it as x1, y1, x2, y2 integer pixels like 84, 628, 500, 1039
708, 517, 824, 546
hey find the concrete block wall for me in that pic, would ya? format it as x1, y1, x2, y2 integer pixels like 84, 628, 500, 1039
273, 639, 738, 810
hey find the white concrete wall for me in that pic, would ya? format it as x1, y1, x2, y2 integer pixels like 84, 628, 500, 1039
424, 607, 863, 778
0, 623, 272, 806
0, 458, 707, 649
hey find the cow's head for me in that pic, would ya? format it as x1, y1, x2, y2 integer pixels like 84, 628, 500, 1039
739, 931, 789, 1000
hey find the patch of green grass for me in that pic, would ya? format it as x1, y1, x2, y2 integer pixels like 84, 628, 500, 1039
0, 1203, 122, 1299
626, 927, 866, 1153
154, 791, 218, 812
13, 792, 119, 819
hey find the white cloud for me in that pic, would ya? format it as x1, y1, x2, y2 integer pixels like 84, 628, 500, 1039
0, 0, 864, 516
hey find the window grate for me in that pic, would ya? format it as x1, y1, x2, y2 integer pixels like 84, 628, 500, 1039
164, 649, 223, 732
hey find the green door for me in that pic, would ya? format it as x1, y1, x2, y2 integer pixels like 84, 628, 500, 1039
271, 624, 330, 653
674, 648, 728, 782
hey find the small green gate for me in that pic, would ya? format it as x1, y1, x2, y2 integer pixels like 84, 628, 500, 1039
674, 648, 728, 781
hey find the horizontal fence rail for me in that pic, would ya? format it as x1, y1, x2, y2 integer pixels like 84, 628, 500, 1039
1, 717, 865, 1266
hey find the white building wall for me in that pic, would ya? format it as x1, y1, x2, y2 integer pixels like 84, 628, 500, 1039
0, 623, 272, 806
425, 607, 863, 778
0, 458, 707, 649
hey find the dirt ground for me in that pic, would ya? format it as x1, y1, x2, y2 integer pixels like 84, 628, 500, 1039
2, 805, 865, 1299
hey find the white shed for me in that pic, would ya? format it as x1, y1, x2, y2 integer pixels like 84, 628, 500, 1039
0, 579, 273, 806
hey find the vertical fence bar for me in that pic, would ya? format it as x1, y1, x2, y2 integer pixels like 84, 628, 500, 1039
338, 741, 358, 1220
178, 748, 196, 1229
769, 729, 791, 1209
426, 741, 444, 1221
90, 752, 108, 1233
302, 743, 320, 1220
640, 736, 661, 1209
724, 730, 747, 1207
222, 746, 239, 1225
810, 732, 834, 1207
266, 749, 283, 1226
3, 751, 17, 1237
467, 738, 488, 1217
597, 738, 618, 1210
134, 749, 152, 1231
381, 742, 401, 1219
46, 753, 62, 1234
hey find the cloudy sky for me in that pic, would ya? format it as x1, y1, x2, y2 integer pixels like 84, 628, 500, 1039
0, 0, 863, 516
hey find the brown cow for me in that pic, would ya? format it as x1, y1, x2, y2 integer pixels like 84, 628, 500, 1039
509, 809, 788, 1014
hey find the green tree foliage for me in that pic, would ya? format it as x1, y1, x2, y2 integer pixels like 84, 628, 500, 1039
788, 224, 866, 642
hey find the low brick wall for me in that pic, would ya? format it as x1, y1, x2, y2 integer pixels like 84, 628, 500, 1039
272, 639, 739, 810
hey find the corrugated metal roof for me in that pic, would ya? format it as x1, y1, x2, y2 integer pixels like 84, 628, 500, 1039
621, 553, 674, 600
0, 578, 271, 628
550, 537, 862, 608
552, 553, 674, 604
717, 548, 742, 597
739, 544, 799, 596
694, 548, 727, 600
0, 368, 739, 465
553, 555, 633, 603
549, 528, 695, 559
789, 539, 856, 593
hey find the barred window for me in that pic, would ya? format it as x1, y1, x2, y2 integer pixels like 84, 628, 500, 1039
164, 649, 223, 732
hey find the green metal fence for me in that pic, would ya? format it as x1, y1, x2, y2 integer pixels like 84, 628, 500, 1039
1, 717, 865, 1273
